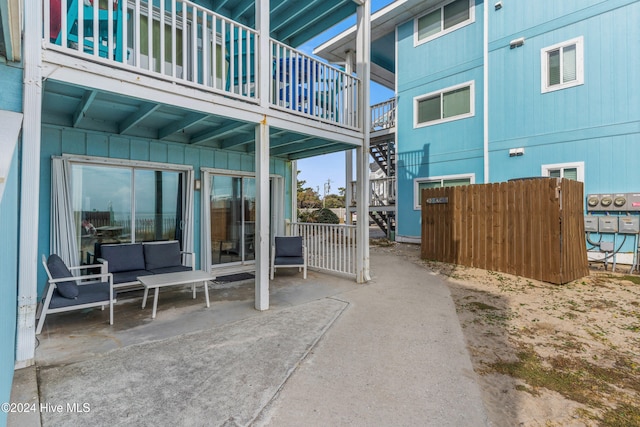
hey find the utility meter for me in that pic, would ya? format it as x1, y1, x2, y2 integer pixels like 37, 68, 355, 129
619, 216, 640, 234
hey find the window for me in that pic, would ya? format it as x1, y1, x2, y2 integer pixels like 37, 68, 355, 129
415, 0, 474, 45
541, 162, 584, 182
414, 174, 474, 209
71, 162, 188, 261
414, 81, 474, 127
541, 37, 584, 93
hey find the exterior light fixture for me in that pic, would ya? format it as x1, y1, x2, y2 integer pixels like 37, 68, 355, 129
510, 37, 525, 49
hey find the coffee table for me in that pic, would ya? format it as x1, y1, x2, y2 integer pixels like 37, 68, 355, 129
138, 270, 215, 319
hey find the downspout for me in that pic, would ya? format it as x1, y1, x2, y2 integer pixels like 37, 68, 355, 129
483, 0, 489, 183
16, 0, 42, 367
344, 50, 354, 225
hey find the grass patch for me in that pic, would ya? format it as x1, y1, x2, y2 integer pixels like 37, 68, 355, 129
487, 346, 640, 426
600, 403, 640, 426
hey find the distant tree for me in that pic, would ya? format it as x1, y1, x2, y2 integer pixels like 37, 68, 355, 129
296, 170, 321, 208
323, 193, 345, 208
313, 208, 340, 224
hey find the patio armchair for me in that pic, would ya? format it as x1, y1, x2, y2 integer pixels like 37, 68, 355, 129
270, 236, 307, 280
36, 254, 115, 335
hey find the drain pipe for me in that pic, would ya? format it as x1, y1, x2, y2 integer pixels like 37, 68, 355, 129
483, 0, 489, 183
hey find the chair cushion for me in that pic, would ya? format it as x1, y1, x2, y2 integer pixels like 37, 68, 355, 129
47, 254, 79, 299
143, 241, 182, 270
147, 265, 193, 275
275, 236, 303, 257
49, 282, 115, 309
274, 256, 305, 266
101, 243, 145, 273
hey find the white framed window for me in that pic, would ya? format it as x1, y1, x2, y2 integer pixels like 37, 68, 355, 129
414, 0, 475, 46
541, 161, 584, 182
414, 173, 475, 209
541, 37, 584, 93
414, 81, 474, 127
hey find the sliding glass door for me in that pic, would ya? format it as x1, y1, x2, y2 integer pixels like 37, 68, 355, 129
71, 163, 184, 263
209, 174, 255, 266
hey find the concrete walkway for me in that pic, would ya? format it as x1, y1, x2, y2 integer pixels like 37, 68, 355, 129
9, 246, 489, 426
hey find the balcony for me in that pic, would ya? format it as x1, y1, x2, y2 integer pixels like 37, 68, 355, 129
370, 98, 396, 132
44, 0, 361, 130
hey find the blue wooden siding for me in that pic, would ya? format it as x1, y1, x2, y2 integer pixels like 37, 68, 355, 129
38, 126, 292, 294
395, 0, 485, 238
489, 1, 640, 150
393, 0, 640, 239
0, 147, 20, 426
0, 65, 23, 112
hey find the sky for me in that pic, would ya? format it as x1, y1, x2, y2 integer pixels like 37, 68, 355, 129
295, 0, 394, 196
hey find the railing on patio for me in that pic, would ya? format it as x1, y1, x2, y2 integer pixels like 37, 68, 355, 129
370, 98, 396, 131
290, 222, 356, 277
350, 176, 396, 207
271, 40, 360, 128
43, 0, 361, 129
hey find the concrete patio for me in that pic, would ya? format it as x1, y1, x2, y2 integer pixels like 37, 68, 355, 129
8, 245, 489, 426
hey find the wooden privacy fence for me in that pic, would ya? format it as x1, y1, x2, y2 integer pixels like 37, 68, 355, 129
421, 178, 589, 284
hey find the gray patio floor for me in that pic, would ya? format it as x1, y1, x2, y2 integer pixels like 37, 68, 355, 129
9, 245, 489, 426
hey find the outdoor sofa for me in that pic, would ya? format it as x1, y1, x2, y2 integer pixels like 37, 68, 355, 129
97, 240, 195, 290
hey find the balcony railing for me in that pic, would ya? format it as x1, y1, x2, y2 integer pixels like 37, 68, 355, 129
350, 177, 396, 207
370, 98, 396, 131
290, 222, 356, 277
44, 0, 361, 129
271, 40, 359, 128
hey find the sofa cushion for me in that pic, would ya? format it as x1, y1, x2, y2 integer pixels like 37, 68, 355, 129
147, 265, 193, 275
112, 270, 153, 285
49, 282, 115, 309
275, 236, 303, 257
143, 241, 182, 270
101, 243, 145, 273
47, 254, 79, 299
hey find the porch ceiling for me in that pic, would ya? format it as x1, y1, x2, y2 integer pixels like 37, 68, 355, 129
41, 80, 352, 160
210, 0, 358, 47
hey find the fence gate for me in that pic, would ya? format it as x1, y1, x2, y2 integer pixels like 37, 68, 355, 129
421, 178, 588, 284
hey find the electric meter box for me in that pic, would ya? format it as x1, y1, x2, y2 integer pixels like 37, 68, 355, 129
618, 216, 640, 234
584, 217, 599, 232
598, 217, 618, 233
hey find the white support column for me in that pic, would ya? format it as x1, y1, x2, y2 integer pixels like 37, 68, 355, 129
16, 0, 43, 367
255, 120, 270, 310
256, 0, 270, 109
344, 50, 354, 225
355, 0, 371, 283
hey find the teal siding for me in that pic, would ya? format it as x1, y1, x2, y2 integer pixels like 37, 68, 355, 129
0, 64, 23, 112
489, 1, 640, 145
38, 126, 292, 295
0, 147, 20, 426
396, 0, 485, 238
392, 0, 640, 238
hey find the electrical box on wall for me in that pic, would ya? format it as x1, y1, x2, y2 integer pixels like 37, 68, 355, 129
598, 217, 618, 233
584, 216, 599, 232
618, 216, 640, 234
586, 193, 640, 211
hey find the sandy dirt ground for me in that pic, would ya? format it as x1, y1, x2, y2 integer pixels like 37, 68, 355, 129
374, 241, 640, 427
